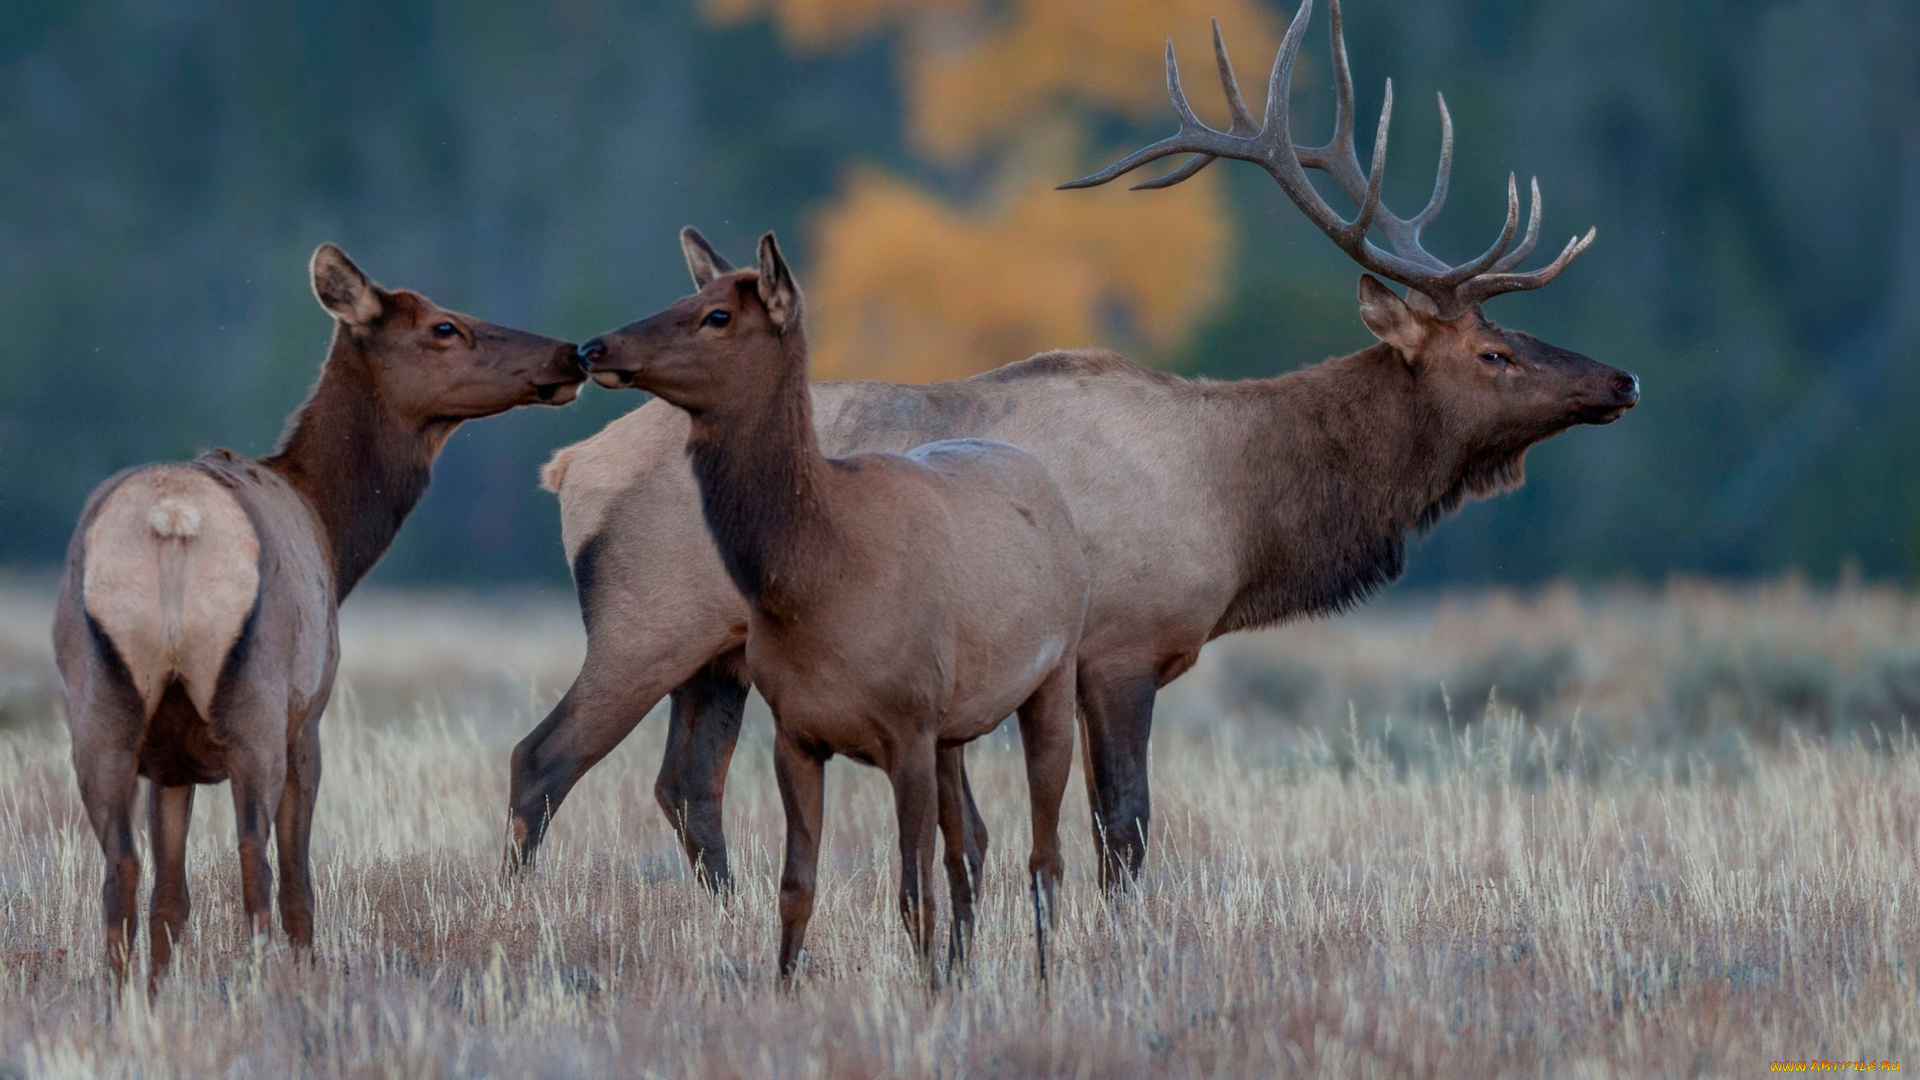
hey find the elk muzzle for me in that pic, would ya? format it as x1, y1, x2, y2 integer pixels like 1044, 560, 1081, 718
578, 338, 639, 389
532, 345, 589, 405
1576, 369, 1639, 425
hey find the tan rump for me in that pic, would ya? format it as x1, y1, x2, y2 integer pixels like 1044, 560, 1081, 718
539, 446, 576, 494
545, 401, 688, 563
83, 466, 261, 719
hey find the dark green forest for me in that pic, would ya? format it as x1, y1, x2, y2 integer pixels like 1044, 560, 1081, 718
1, 0, 1914, 587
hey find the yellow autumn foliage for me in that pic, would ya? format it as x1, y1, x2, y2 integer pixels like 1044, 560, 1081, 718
805, 166, 1229, 382
705, 0, 1279, 383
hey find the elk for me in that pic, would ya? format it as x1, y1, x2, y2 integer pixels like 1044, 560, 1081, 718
506, 0, 1637, 891
576, 230, 1086, 980
54, 244, 583, 990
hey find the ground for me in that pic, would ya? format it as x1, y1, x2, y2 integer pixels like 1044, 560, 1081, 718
0, 577, 1913, 1078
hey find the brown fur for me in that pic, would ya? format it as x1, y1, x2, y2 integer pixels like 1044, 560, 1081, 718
510, 265, 1635, 894
580, 231, 1088, 981
53, 243, 583, 990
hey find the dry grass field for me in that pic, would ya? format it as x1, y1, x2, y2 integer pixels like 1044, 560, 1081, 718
2, 575, 1917, 1077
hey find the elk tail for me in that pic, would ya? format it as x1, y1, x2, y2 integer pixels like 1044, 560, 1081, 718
540, 445, 577, 494
148, 498, 202, 668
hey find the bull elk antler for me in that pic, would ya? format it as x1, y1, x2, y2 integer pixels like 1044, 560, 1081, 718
1059, 0, 1595, 320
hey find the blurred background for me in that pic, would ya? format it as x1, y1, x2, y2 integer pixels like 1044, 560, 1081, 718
1, 0, 1915, 588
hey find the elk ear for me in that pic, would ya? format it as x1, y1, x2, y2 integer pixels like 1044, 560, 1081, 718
756, 231, 801, 333
310, 243, 384, 328
680, 227, 734, 289
1357, 275, 1430, 361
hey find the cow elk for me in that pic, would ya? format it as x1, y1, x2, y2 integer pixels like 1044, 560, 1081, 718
507, 0, 1636, 893
576, 230, 1088, 982
54, 245, 583, 990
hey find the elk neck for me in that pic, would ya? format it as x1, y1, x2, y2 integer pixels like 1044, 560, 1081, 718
262, 325, 441, 600
1211, 344, 1522, 633
682, 328, 835, 613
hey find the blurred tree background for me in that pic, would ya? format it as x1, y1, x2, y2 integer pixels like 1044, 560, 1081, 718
0, 0, 1914, 588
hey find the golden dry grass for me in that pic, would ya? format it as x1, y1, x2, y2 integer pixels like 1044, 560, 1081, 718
1, 577, 1917, 1077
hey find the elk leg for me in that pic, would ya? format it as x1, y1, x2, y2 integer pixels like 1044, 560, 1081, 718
774, 732, 826, 984
225, 736, 287, 942
76, 742, 141, 988
935, 745, 976, 973
504, 633, 726, 875
1077, 660, 1157, 891
1019, 661, 1077, 984
147, 781, 195, 987
657, 659, 748, 892
957, 761, 989, 896
275, 714, 322, 953
890, 738, 941, 981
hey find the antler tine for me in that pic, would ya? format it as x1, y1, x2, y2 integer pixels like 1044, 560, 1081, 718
1254, 0, 1339, 227
1165, 38, 1205, 129
1058, 36, 1267, 191
1130, 18, 1263, 192
1343, 78, 1393, 244
1261, 0, 1314, 143
1431, 173, 1521, 290
1294, 0, 1365, 201
1457, 226, 1597, 307
1213, 18, 1260, 134
1326, 0, 1357, 162
1489, 177, 1543, 274
1126, 147, 1216, 191
1410, 92, 1453, 234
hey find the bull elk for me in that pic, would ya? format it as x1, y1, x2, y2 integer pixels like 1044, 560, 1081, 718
577, 230, 1086, 981
54, 245, 583, 990
506, 0, 1636, 891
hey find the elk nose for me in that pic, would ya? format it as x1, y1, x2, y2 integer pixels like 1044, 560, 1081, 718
576, 339, 607, 366
1613, 371, 1640, 403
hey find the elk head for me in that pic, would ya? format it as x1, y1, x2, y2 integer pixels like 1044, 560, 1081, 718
309, 243, 586, 421
1061, 0, 1638, 449
1358, 275, 1636, 463
576, 228, 805, 417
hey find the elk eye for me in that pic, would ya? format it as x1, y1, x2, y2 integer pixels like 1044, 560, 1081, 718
1480, 351, 1509, 366
701, 309, 731, 328
432, 321, 459, 339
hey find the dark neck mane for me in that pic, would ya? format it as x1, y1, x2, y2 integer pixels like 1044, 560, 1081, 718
683, 330, 833, 613
261, 325, 442, 600
1211, 345, 1529, 636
